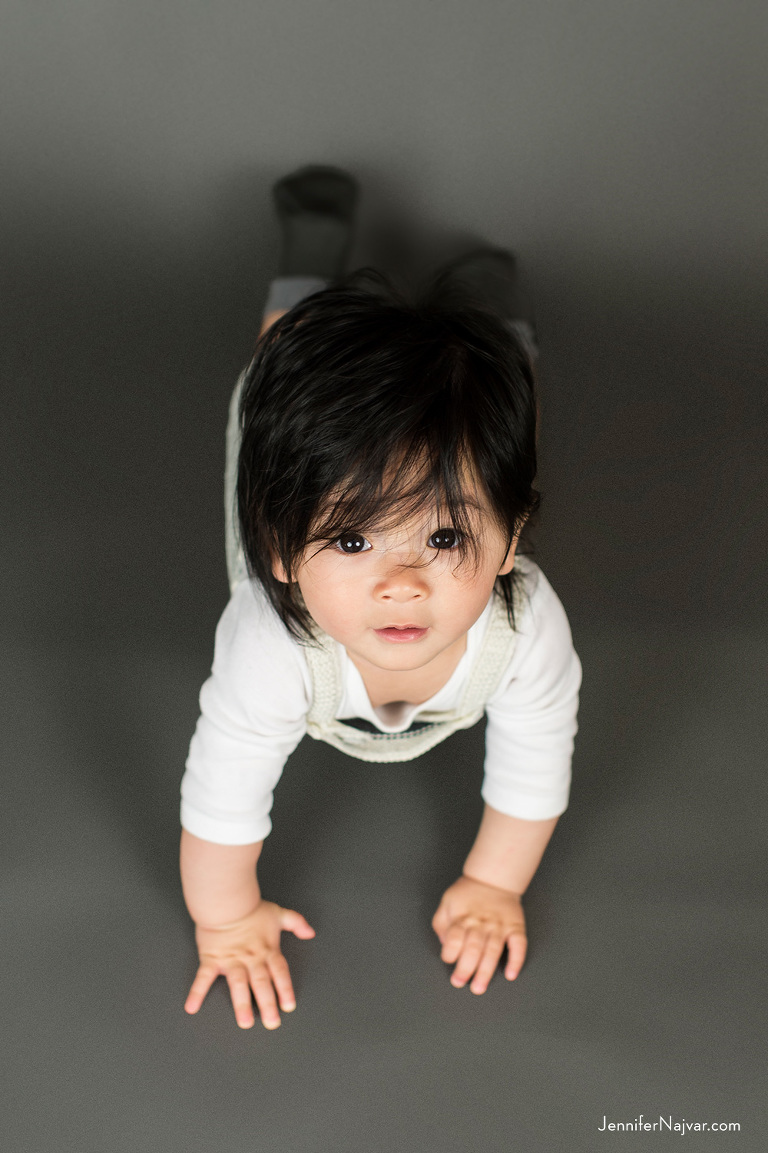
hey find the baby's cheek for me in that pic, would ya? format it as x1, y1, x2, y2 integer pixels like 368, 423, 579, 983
307, 584, 363, 640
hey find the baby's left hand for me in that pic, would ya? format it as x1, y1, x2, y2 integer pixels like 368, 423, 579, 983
431, 875, 527, 994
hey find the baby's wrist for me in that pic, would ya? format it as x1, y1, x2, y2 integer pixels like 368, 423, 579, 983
195, 898, 263, 932
460, 870, 523, 899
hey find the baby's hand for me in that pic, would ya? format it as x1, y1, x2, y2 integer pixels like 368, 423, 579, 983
431, 875, 527, 994
185, 900, 316, 1030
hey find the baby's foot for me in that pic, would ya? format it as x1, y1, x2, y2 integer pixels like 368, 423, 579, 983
432, 247, 538, 360
272, 164, 360, 280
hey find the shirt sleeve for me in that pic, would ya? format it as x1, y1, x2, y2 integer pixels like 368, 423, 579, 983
180, 581, 310, 844
481, 562, 582, 821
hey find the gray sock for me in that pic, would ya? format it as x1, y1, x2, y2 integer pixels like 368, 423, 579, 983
277, 212, 354, 280
273, 166, 359, 279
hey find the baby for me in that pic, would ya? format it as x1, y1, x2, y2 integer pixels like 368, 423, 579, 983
180, 166, 582, 1030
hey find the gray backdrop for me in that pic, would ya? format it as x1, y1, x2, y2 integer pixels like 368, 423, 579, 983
2, 2, 766, 1150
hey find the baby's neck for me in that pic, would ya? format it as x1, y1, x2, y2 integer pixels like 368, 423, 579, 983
348, 634, 468, 710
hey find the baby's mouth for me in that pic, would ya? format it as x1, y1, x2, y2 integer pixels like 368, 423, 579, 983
374, 624, 429, 642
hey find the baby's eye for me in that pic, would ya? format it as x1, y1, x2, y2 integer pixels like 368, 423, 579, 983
334, 532, 372, 554
428, 528, 462, 550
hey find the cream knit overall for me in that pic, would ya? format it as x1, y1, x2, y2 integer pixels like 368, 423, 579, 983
300, 589, 523, 763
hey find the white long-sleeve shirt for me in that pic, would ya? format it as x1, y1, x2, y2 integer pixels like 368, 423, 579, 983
181, 556, 582, 845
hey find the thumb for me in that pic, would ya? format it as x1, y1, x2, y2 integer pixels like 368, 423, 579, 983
280, 908, 316, 938
431, 904, 449, 941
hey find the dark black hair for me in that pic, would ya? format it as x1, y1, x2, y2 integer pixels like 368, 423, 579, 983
237, 265, 542, 644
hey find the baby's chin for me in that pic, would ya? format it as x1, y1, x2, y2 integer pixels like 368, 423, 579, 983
357, 642, 431, 664
352, 633, 458, 672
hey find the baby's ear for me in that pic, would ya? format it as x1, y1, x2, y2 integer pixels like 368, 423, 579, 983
271, 549, 290, 583
498, 545, 517, 576
498, 520, 526, 575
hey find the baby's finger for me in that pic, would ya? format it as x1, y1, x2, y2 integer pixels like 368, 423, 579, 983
505, 931, 528, 980
450, 927, 487, 988
184, 963, 219, 1014
281, 908, 316, 939
440, 922, 467, 965
267, 952, 297, 1013
225, 967, 257, 1029
249, 967, 282, 1030
469, 936, 505, 994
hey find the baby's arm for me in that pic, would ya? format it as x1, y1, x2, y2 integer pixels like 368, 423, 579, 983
434, 563, 582, 993
180, 829, 315, 1030
431, 806, 558, 994
180, 577, 316, 1029
463, 805, 559, 896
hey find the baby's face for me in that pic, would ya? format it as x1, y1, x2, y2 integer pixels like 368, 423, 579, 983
275, 493, 517, 680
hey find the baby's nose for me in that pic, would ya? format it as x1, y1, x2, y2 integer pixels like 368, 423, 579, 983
375, 561, 428, 601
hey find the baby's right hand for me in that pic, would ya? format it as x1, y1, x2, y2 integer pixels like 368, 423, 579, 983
184, 900, 316, 1030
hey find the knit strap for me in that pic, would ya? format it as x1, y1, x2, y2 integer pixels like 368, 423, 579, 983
456, 593, 519, 716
